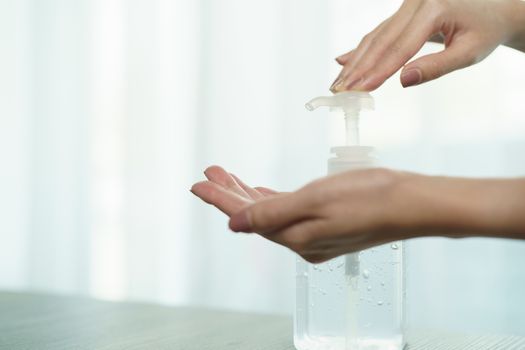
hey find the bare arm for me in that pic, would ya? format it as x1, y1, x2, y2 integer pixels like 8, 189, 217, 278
506, 0, 525, 53
401, 175, 525, 240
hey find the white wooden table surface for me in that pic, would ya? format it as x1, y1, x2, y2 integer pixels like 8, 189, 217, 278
0, 292, 523, 349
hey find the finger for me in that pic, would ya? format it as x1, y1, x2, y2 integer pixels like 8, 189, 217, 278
300, 252, 332, 264
301, 246, 362, 263
229, 191, 312, 233
335, 49, 355, 66
272, 216, 369, 253
352, 8, 442, 91
428, 32, 445, 44
268, 219, 330, 254
331, 19, 392, 91
300, 245, 353, 263
332, 0, 419, 92
229, 173, 264, 200
254, 186, 279, 196
400, 38, 482, 87
331, 18, 392, 91
299, 235, 400, 263
191, 180, 251, 216
273, 219, 349, 264
204, 165, 250, 198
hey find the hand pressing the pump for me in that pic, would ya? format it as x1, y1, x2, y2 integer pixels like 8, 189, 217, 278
192, 166, 525, 263
331, 0, 525, 91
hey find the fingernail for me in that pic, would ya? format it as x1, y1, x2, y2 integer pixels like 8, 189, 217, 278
229, 210, 252, 233
332, 77, 352, 93
189, 185, 200, 197
401, 68, 422, 87
190, 181, 208, 197
330, 77, 343, 92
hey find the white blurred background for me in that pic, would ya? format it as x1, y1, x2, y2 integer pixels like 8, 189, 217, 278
2, 0, 525, 336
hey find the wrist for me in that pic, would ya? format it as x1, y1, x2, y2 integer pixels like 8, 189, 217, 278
389, 174, 492, 239
503, 0, 525, 52
396, 174, 525, 239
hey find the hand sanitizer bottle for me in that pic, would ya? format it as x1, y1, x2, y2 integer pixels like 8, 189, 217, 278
294, 92, 405, 350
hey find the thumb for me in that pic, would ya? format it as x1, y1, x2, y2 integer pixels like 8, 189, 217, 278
400, 41, 480, 87
229, 192, 311, 233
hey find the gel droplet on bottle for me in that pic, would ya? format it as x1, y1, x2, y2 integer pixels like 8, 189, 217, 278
362, 269, 370, 279
391, 243, 399, 250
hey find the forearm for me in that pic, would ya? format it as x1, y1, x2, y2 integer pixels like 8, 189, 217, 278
397, 174, 525, 239
503, 0, 525, 53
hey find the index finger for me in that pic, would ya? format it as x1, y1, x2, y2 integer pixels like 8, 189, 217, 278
353, 8, 440, 91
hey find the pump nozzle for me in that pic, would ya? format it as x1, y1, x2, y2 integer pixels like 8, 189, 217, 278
305, 96, 341, 111
305, 91, 374, 146
305, 91, 374, 114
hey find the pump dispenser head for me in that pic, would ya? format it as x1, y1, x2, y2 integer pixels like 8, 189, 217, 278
305, 91, 374, 145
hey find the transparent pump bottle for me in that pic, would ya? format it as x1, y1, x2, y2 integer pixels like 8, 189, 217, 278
294, 92, 405, 350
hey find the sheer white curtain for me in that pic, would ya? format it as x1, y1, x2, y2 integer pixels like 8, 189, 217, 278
2, 0, 525, 335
